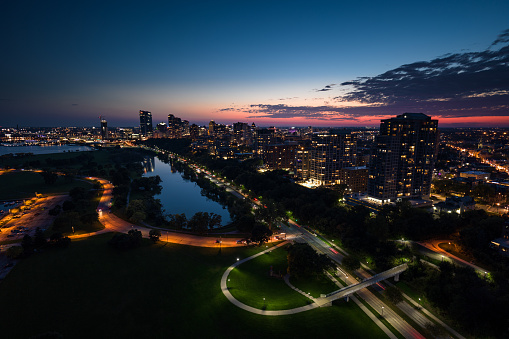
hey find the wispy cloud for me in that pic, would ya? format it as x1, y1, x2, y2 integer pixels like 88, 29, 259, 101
218, 29, 509, 123
314, 84, 336, 92
336, 32, 509, 112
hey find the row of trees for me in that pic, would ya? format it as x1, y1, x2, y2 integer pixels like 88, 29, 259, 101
6, 228, 71, 259
165, 212, 222, 233
403, 260, 509, 338
52, 187, 101, 234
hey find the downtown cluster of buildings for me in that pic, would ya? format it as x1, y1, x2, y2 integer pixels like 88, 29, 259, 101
0, 110, 440, 210
135, 111, 439, 210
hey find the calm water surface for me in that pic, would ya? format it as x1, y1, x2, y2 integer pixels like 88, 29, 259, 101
0, 145, 93, 156
142, 157, 231, 225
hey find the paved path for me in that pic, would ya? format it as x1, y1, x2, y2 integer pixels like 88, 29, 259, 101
220, 241, 321, 316
283, 274, 316, 303
79, 177, 246, 248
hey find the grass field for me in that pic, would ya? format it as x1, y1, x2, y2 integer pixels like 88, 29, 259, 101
0, 234, 388, 338
227, 244, 311, 310
290, 273, 339, 298
0, 171, 92, 200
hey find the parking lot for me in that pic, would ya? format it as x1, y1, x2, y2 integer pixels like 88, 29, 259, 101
0, 195, 67, 242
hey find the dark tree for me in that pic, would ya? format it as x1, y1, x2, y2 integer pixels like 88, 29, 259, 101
188, 212, 210, 233
33, 227, 47, 248
385, 285, 403, 304
108, 229, 143, 250
149, 229, 162, 242
208, 213, 222, 229
287, 243, 334, 279
254, 199, 285, 230
250, 223, 272, 246
49, 233, 71, 248
341, 255, 361, 271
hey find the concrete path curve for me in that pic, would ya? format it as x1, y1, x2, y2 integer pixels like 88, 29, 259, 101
220, 241, 320, 316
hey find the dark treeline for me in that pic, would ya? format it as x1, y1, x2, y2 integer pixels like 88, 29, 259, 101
142, 138, 509, 336
404, 260, 509, 338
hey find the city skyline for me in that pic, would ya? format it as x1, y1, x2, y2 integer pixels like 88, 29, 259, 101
1, 1, 508, 128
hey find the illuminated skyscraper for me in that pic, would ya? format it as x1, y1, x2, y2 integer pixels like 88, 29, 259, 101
368, 113, 439, 202
309, 130, 357, 186
139, 110, 153, 136
100, 116, 108, 140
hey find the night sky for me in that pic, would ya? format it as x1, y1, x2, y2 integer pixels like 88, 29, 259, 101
1, 0, 508, 128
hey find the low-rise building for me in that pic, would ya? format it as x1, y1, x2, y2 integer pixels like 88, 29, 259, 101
433, 196, 476, 214
460, 171, 490, 181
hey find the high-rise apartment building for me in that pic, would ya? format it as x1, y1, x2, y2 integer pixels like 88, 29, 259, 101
309, 130, 357, 186
263, 142, 298, 170
100, 117, 108, 140
367, 113, 438, 202
139, 110, 153, 136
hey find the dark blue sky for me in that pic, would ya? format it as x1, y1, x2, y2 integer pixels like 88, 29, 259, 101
1, 0, 508, 127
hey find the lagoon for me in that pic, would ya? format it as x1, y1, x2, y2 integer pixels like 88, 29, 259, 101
142, 157, 231, 225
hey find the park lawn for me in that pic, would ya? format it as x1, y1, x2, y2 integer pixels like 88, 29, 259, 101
0, 234, 388, 339
0, 171, 92, 200
290, 272, 340, 298
228, 244, 311, 310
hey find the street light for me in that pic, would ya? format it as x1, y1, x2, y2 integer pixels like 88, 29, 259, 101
381, 306, 384, 316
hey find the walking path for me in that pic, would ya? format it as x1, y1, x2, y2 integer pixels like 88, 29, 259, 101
220, 241, 320, 316
283, 274, 317, 303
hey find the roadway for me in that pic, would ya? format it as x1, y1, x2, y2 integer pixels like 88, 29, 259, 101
414, 239, 490, 275
79, 177, 246, 248
280, 221, 426, 339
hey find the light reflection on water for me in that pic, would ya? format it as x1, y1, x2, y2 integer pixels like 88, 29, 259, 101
142, 156, 230, 225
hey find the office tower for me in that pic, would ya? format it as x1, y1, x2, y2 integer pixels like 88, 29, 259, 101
100, 116, 108, 140
367, 113, 439, 202
168, 114, 184, 138
209, 120, 216, 137
139, 110, 153, 136
309, 130, 357, 186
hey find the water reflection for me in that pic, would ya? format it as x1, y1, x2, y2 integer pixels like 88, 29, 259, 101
142, 156, 155, 173
142, 156, 231, 225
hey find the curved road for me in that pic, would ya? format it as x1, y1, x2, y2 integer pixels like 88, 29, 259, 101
70, 177, 246, 248
415, 239, 489, 274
